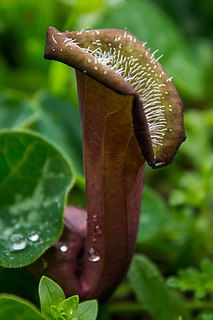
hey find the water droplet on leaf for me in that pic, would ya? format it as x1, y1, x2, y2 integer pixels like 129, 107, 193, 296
28, 232, 39, 242
9, 234, 27, 251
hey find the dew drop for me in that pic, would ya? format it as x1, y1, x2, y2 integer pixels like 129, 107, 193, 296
55, 201, 61, 209
28, 232, 39, 242
88, 247, 101, 262
60, 245, 68, 253
3, 249, 9, 256
91, 236, 97, 242
9, 234, 27, 251
94, 225, 102, 235
155, 162, 165, 168
92, 214, 98, 223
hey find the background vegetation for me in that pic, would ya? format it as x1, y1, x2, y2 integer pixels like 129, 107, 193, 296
0, 0, 213, 319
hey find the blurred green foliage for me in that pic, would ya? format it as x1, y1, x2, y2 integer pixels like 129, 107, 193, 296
0, 0, 213, 319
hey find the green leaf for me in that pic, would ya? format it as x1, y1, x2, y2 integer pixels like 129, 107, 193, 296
39, 276, 65, 319
0, 294, 44, 320
137, 186, 168, 243
0, 92, 38, 129
196, 313, 213, 320
0, 130, 73, 267
32, 92, 83, 177
74, 300, 98, 320
58, 295, 79, 319
128, 255, 190, 320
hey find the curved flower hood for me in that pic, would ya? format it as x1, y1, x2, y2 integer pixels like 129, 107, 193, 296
45, 27, 185, 168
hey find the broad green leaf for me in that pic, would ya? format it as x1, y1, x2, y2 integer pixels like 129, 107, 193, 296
0, 294, 44, 320
137, 186, 168, 243
39, 276, 65, 319
0, 92, 37, 129
58, 295, 79, 319
96, 0, 204, 99
128, 255, 190, 320
74, 300, 98, 320
0, 130, 73, 267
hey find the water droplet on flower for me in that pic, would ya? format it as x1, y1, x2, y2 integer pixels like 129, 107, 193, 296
9, 234, 27, 251
155, 162, 165, 168
91, 236, 97, 242
94, 225, 102, 235
88, 247, 100, 262
92, 214, 98, 223
28, 232, 39, 242
60, 245, 68, 253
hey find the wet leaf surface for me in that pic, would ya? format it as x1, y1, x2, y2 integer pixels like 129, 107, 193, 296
0, 131, 73, 267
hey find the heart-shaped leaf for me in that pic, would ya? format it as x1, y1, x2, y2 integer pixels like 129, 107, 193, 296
0, 294, 44, 320
0, 130, 73, 267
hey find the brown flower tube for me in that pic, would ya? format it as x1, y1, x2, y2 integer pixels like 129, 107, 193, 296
30, 27, 185, 302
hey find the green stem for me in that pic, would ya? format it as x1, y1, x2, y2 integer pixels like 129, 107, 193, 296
186, 300, 213, 311
109, 302, 147, 315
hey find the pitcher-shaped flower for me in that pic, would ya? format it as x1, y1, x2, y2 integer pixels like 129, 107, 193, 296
31, 27, 185, 302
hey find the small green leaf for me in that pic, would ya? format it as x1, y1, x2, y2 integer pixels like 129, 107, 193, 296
128, 255, 190, 320
39, 276, 65, 319
74, 300, 98, 320
196, 313, 213, 320
0, 131, 73, 267
167, 260, 213, 299
0, 294, 44, 320
58, 295, 79, 319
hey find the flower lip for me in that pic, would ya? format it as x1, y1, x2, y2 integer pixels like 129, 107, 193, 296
45, 26, 185, 168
